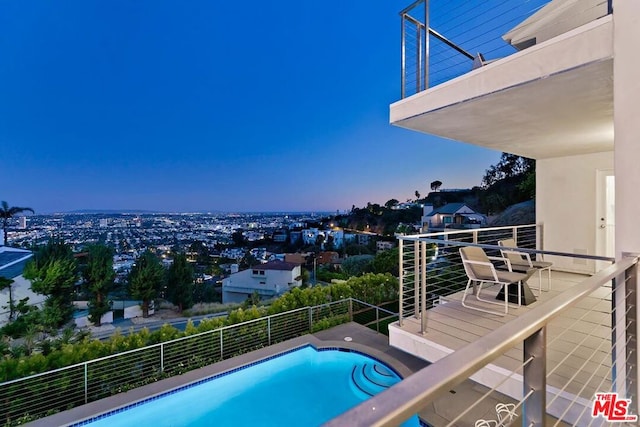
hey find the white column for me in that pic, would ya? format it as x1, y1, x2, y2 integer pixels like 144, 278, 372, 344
613, 0, 640, 400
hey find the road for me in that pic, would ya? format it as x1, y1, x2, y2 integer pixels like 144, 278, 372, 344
91, 311, 228, 340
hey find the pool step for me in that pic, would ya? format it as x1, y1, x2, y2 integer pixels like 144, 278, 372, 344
350, 363, 400, 397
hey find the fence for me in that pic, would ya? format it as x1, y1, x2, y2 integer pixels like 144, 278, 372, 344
0, 298, 395, 424
399, 0, 612, 98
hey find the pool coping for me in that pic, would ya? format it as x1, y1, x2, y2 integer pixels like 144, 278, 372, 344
25, 323, 420, 427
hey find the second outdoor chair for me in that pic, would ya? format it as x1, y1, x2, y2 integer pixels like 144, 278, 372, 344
498, 238, 552, 294
459, 246, 534, 315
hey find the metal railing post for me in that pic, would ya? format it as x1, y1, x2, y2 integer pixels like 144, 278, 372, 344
267, 316, 271, 346
399, 239, 404, 326
415, 20, 422, 94
420, 240, 427, 334
523, 327, 546, 426
348, 298, 353, 322
84, 363, 88, 404
400, 14, 406, 98
160, 343, 164, 373
376, 307, 380, 333
472, 230, 478, 244
220, 330, 224, 360
424, 0, 429, 90
513, 226, 518, 246
414, 240, 420, 319
309, 306, 313, 332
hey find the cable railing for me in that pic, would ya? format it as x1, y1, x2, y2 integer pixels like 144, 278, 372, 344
399, 0, 612, 98
398, 224, 541, 328
327, 255, 638, 426
0, 297, 395, 424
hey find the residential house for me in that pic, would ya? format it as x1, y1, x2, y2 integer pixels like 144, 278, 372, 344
421, 203, 486, 232
376, 241, 395, 252
221, 260, 302, 304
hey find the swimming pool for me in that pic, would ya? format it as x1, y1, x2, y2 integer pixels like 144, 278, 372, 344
76, 345, 420, 427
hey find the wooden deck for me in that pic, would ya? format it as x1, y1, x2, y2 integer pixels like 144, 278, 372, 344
390, 271, 613, 426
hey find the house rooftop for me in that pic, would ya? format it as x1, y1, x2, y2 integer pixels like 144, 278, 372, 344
427, 203, 468, 215
252, 260, 298, 271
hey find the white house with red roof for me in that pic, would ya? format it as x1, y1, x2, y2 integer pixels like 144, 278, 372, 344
221, 259, 302, 304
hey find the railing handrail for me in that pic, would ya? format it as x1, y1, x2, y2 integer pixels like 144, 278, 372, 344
326, 256, 639, 426
397, 224, 539, 241
401, 236, 615, 263
350, 298, 398, 316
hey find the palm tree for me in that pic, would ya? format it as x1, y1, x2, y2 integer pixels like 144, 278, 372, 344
0, 201, 34, 246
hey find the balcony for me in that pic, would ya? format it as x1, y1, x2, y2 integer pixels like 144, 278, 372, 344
328, 225, 637, 426
393, 0, 614, 159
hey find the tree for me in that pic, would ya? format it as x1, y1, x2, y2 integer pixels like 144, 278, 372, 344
372, 247, 400, 277
128, 250, 164, 318
341, 254, 374, 277
482, 153, 534, 188
415, 190, 421, 200
0, 201, 34, 246
0, 276, 16, 321
231, 229, 245, 247
166, 253, 194, 312
384, 199, 399, 209
83, 244, 115, 326
23, 239, 78, 330
430, 180, 443, 192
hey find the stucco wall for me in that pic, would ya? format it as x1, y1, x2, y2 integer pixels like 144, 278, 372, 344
537, 151, 613, 273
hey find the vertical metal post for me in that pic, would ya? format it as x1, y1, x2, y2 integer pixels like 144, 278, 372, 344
268, 316, 272, 346
160, 343, 164, 373
523, 327, 546, 426
415, 23, 422, 94
400, 14, 406, 98
424, 0, 429, 90
420, 240, 427, 334
348, 298, 353, 322
472, 230, 478, 244
376, 307, 380, 333
414, 240, 420, 319
399, 240, 404, 326
84, 363, 88, 404
625, 261, 638, 412
309, 306, 313, 332
220, 329, 224, 360
513, 226, 519, 246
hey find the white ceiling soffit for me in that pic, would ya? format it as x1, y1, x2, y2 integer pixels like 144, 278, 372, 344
395, 59, 613, 160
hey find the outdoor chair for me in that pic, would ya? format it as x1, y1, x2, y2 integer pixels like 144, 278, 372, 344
498, 238, 552, 294
460, 246, 534, 315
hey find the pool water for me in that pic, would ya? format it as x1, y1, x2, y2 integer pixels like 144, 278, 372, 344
79, 346, 420, 427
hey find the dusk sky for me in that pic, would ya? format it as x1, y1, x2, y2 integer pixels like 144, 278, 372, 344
0, 0, 504, 214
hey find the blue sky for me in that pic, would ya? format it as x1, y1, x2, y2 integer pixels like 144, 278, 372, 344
0, 0, 503, 213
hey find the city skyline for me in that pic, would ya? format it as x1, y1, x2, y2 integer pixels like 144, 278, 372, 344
0, 0, 502, 214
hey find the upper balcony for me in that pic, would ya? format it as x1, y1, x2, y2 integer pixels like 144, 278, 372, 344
392, 0, 613, 160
